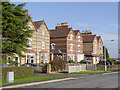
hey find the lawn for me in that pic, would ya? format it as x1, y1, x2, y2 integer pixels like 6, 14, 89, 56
108, 68, 120, 71
2, 76, 64, 85
69, 71, 108, 74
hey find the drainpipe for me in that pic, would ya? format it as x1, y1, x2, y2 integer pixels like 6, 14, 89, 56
36, 30, 38, 64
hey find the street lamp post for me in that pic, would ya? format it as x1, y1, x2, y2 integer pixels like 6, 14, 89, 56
104, 40, 114, 71
104, 45, 107, 71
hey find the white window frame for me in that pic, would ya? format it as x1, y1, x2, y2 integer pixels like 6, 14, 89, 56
78, 36, 80, 42
45, 53, 48, 63
78, 45, 80, 52
30, 55, 34, 63
28, 39, 32, 49
7, 56, 11, 64
70, 34, 73, 40
51, 43, 55, 49
28, 25, 32, 30
70, 43, 73, 51
94, 47, 97, 54
41, 54, 44, 63
42, 41, 45, 49
42, 29, 45, 36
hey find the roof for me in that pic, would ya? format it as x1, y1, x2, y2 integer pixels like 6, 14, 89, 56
73, 30, 79, 36
51, 49, 65, 54
97, 36, 101, 41
26, 49, 35, 53
34, 20, 44, 29
50, 28, 72, 38
82, 35, 96, 43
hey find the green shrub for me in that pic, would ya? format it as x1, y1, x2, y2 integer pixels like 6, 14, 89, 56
9, 61, 18, 66
80, 59, 87, 62
107, 58, 114, 63
2, 67, 34, 80
49, 57, 66, 71
2, 57, 7, 64
69, 60, 75, 63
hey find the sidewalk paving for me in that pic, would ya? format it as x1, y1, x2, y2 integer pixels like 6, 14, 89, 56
2, 71, 118, 89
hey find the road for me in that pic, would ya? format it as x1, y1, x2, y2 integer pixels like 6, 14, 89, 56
22, 73, 118, 88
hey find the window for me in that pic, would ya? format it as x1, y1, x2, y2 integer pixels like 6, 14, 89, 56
45, 54, 48, 63
78, 36, 80, 42
7, 56, 11, 64
31, 55, 34, 63
78, 45, 80, 52
95, 47, 97, 54
26, 55, 29, 63
42, 41, 45, 49
42, 29, 45, 36
41, 54, 43, 63
70, 34, 73, 40
28, 25, 32, 30
15, 57, 18, 62
94, 40, 97, 46
28, 39, 31, 48
70, 43, 73, 51
51, 43, 55, 49
100, 48, 101, 53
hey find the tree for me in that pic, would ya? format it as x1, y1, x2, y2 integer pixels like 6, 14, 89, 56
103, 46, 109, 59
2, 2, 34, 58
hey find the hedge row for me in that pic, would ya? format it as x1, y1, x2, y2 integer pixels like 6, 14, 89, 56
2, 66, 34, 80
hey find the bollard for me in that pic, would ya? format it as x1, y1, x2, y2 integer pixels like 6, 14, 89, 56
7, 72, 14, 83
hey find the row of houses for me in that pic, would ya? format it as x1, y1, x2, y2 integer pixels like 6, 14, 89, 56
7, 15, 103, 65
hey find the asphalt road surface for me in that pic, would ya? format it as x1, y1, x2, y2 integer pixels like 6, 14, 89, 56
23, 73, 118, 88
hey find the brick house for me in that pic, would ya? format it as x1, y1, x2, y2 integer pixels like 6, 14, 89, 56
34, 20, 50, 64
50, 23, 84, 63
81, 30, 103, 64
97, 36, 103, 61
6, 19, 50, 65
74, 30, 84, 62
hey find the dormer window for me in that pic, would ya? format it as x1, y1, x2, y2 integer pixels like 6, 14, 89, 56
42, 41, 45, 49
28, 39, 32, 48
28, 25, 32, 30
51, 43, 55, 49
42, 29, 45, 36
70, 34, 73, 40
78, 36, 80, 42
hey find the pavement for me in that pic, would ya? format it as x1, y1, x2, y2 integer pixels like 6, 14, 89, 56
2, 71, 119, 89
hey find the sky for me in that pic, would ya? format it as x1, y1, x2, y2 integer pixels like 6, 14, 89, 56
12, 2, 118, 58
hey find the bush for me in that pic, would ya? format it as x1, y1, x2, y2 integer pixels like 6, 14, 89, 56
80, 59, 87, 62
2, 67, 34, 80
107, 58, 114, 63
69, 60, 75, 63
49, 57, 66, 71
9, 61, 19, 66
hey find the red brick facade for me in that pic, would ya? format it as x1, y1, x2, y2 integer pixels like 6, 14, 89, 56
50, 23, 84, 62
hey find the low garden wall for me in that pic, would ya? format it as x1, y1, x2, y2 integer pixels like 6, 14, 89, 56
2, 66, 34, 80
68, 64, 86, 73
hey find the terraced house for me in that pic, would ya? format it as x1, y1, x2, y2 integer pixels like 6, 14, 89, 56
50, 23, 84, 63
81, 30, 103, 64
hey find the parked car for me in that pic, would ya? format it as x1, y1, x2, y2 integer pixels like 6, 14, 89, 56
2, 64, 7, 66
21, 63, 43, 67
97, 61, 110, 65
80, 61, 91, 64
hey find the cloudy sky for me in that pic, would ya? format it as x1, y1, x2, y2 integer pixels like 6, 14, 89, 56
13, 2, 118, 58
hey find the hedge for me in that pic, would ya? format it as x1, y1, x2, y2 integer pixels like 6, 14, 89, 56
2, 66, 34, 80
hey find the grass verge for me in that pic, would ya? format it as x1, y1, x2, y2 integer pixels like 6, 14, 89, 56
2, 76, 64, 85
69, 71, 108, 74
108, 68, 120, 71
